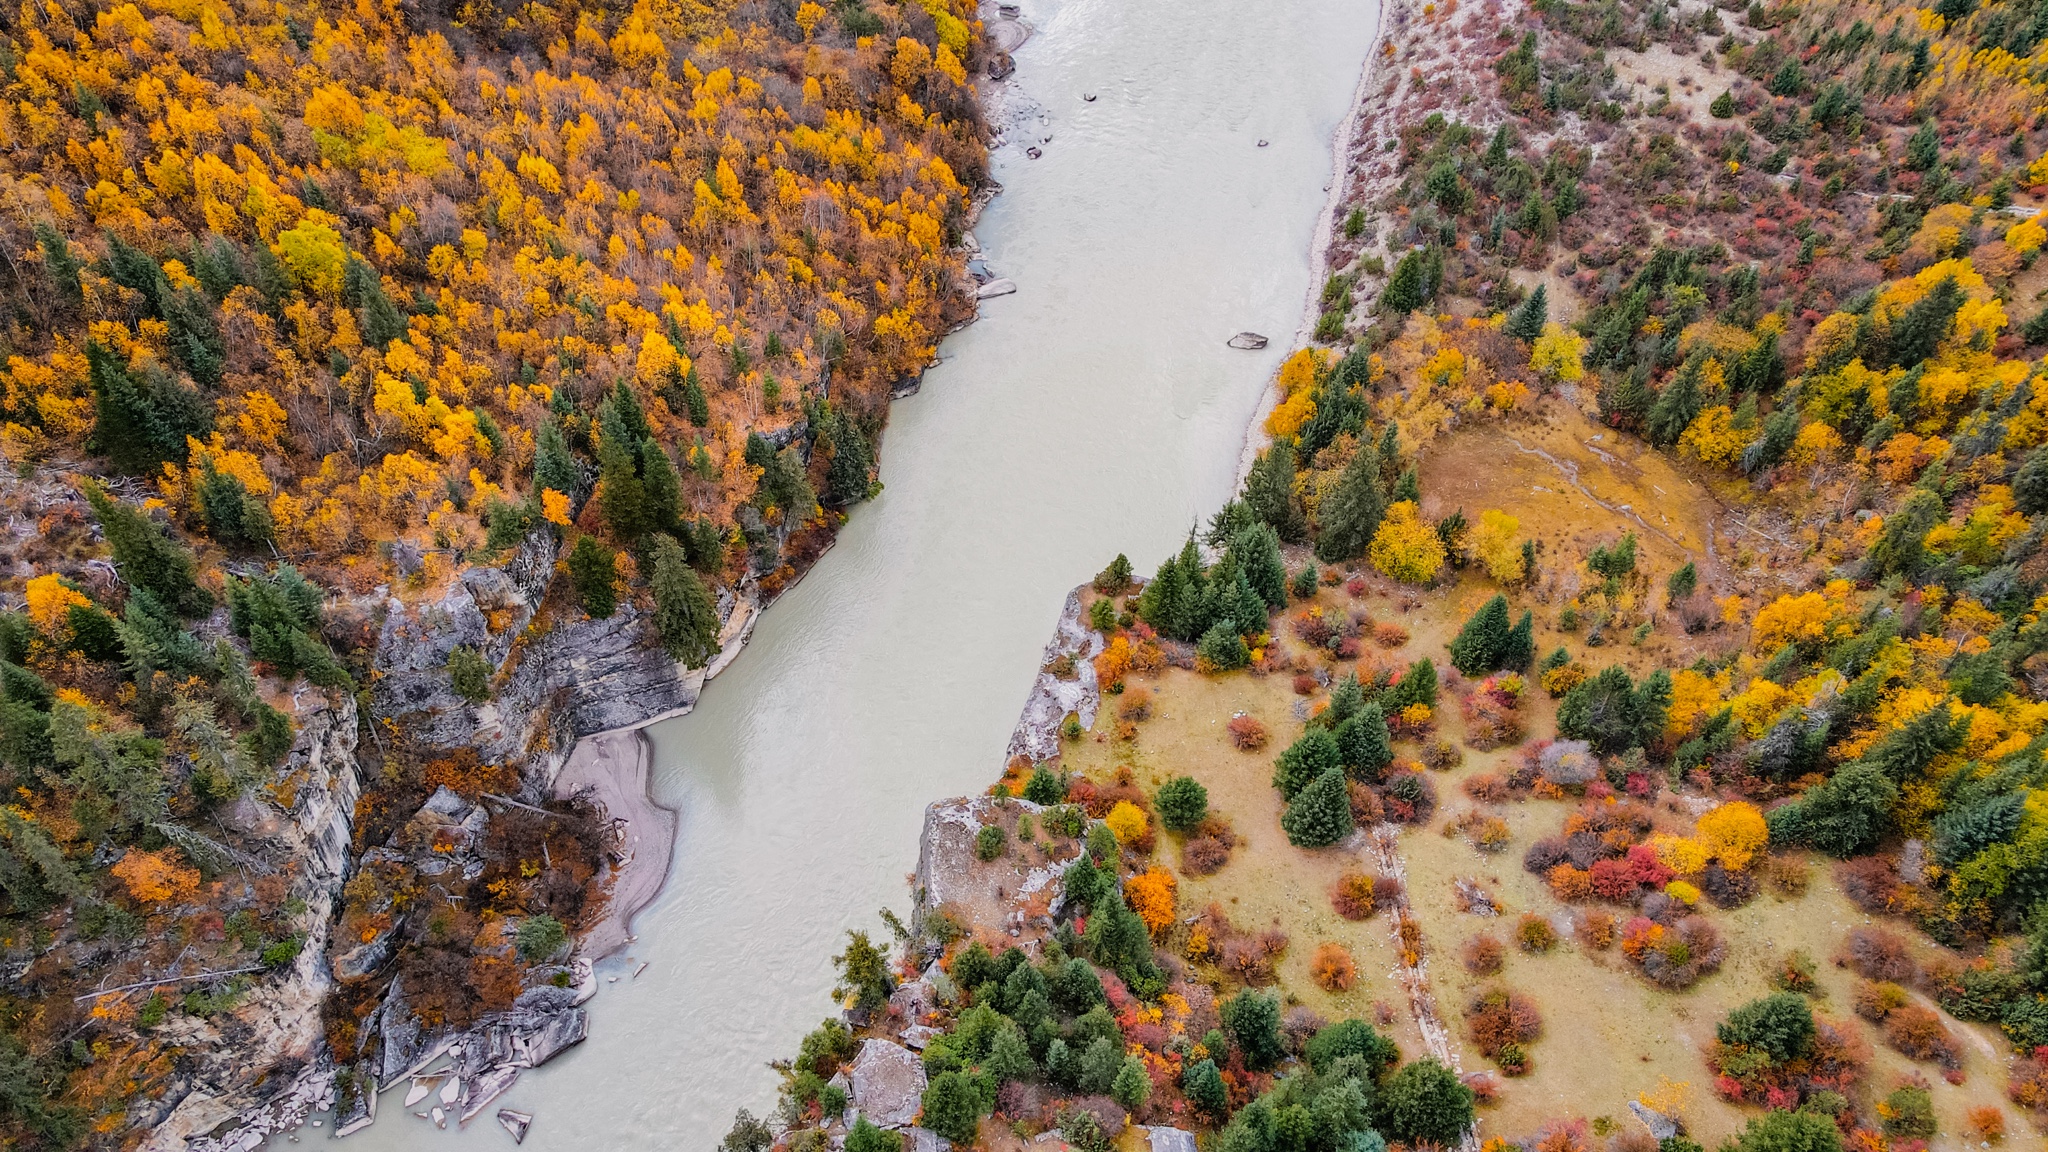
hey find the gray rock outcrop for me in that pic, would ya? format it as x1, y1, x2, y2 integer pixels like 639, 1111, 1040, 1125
1004, 587, 1103, 764
848, 1039, 926, 1128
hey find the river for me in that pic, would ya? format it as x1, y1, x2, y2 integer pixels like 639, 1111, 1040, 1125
334, 0, 1380, 1146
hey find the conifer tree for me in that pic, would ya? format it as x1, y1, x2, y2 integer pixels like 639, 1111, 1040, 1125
1247, 440, 1307, 541
1282, 767, 1355, 847
822, 405, 875, 505
650, 536, 719, 667
1315, 442, 1385, 562
1383, 658, 1439, 713
1505, 284, 1548, 342
1886, 276, 1964, 369
1647, 352, 1708, 447
34, 224, 83, 311
597, 397, 650, 540
534, 417, 578, 498
682, 367, 711, 426
1381, 249, 1430, 314
1231, 569, 1268, 635
1274, 727, 1342, 799
1184, 1060, 1228, 1119
1449, 594, 1514, 675
1336, 702, 1394, 780
83, 482, 209, 616
1233, 524, 1289, 608
1325, 673, 1365, 726
344, 258, 407, 349
568, 536, 617, 618
1667, 561, 1699, 603
1504, 609, 1535, 672
1393, 467, 1421, 504
87, 341, 205, 476
641, 440, 682, 536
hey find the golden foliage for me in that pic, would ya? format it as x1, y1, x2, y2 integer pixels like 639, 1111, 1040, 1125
1369, 500, 1445, 584
1471, 509, 1526, 583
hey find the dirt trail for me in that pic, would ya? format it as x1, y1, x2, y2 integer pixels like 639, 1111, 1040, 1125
1364, 823, 1483, 1152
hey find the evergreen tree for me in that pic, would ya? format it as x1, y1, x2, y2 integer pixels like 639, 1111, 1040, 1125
1381, 249, 1430, 314
682, 366, 711, 426
568, 536, 617, 618
640, 439, 682, 536
1247, 439, 1307, 542
1315, 442, 1386, 562
87, 340, 207, 476
649, 536, 720, 667
1274, 727, 1342, 799
1885, 276, 1965, 369
1335, 702, 1394, 781
1765, 763, 1896, 858
1599, 368, 1653, 430
1155, 776, 1209, 830
1503, 610, 1535, 672
821, 404, 875, 505
1393, 467, 1421, 503
1383, 658, 1439, 713
1110, 1055, 1151, 1110
1667, 561, 1699, 603
1282, 767, 1355, 847
534, 417, 578, 497
34, 223, 83, 311
1196, 623, 1250, 670
1233, 524, 1289, 608
1231, 569, 1268, 635
1904, 120, 1940, 171
1183, 1059, 1228, 1119
1505, 283, 1548, 342
597, 396, 650, 540
1449, 594, 1514, 675
1222, 990, 1287, 1070
1866, 488, 1945, 578
1646, 352, 1708, 446
1377, 1060, 1475, 1147
1325, 673, 1365, 726
344, 258, 407, 349
83, 482, 209, 616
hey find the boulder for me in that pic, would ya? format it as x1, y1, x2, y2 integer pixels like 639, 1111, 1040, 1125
848, 1039, 925, 1129
1147, 1127, 1199, 1152
906, 1129, 953, 1152
977, 278, 1017, 299
1227, 331, 1269, 350
1628, 1101, 1679, 1141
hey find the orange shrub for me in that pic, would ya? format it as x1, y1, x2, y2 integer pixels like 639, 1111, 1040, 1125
1968, 1105, 2006, 1142
1311, 942, 1357, 991
1516, 913, 1555, 952
1576, 909, 1616, 950
1125, 867, 1177, 936
1094, 635, 1132, 688
1331, 872, 1377, 920
1374, 621, 1410, 647
112, 848, 201, 905
1547, 863, 1594, 901
1463, 933, 1505, 974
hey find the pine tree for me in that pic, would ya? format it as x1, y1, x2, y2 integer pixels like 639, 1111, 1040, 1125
822, 405, 875, 505
1383, 658, 1439, 713
1505, 284, 1548, 342
568, 536, 617, 618
1325, 673, 1365, 726
1273, 727, 1342, 799
1197, 623, 1249, 670
597, 398, 650, 541
344, 258, 407, 349
87, 340, 199, 476
1667, 561, 1699, 603
1282, 767, 1355, 847
1886, 276, 1964, 369
1503, 610, 1535, 672
1378, 423, 1403, 490
1233, 524, 1289, 608
1904, 120, 1940, 171
1393, 467, 1421, 504
1167, 534, 1211, 640
640, 440, 682, 536
1381, 249, 1430, 314
1646, 353, 1707, 446
1336, 702, 1394, 780
1449, 594, 1513, 675
650, 536, 720, 667
1315, 442, 1385, 562
83, 482, 209, 616
1138, 550, 1191, 638
33, 224, 83, 311
1232, 569, 1268, 635
1110, 1055, 1151, 1110
1184, 1059, 1228, 1119
682, 366, 711, 426
1247, 440, 1307, 541
534, 417, 578, 497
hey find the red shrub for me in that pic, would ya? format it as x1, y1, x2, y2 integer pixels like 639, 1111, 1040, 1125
1373, 621, 1409, 648
1463, 933, 1505, 975
1292, 673, 1318, 695
1884, 1003, 1961, 1068
1837, 855, 1909, 915
1227, 715, 1269, 750
1312, 943, 1357, 991
1466, 986, 1543, 1057
1462, 772, 1509, 802
1588, 857, 1642, 901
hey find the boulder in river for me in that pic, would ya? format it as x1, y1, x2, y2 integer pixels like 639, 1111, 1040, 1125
497, 1110, 533, 1144
1227, 332, 1269, 350
848, 1039, 925, 1128
976, 278, 1017, 299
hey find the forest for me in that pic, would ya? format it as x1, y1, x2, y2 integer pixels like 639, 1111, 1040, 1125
0, 0, 989, 1146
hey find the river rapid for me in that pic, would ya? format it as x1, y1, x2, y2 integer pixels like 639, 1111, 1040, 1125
337, 0, 1380, 1146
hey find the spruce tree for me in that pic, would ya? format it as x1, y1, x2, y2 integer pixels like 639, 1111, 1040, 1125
88, 340, 193, 475
1282, 767, 1355, 848
1381, 249, 1429, 314
650, 536, 719, 667
34, 224, 83, 311
1273, 727, 1342, 799
1137, 550, 1191, 638
1886, 276, 1964, 369
1325, 673, 1365, 726
1315, 442, 1385, 562
1503, 610, 1535, 672
640, 440, 682, 536
1184, 1059, 1228, 1119
83, 482, 209, 616
1247, 439, 1307, 542
1505, 283, 1548, 342
1197, 623, 1249, 670
1383, 658, 1439, 713
682, 367, 710, 426
597, 398, 649, 540
1667, 561, 1699, 602
1167, 534, 1211, 640
534, 417, 578, 497
1231, 569, 1268, 635
344, 258, 407, 349
1233, 524, 1288, 608
1646, 352, 1707, 446
568, 536, 617, 618
1336, 702, 1394, 780
822, 405, 875, 505
1393, 467, 1421, 503
1449, 594, 1514, 675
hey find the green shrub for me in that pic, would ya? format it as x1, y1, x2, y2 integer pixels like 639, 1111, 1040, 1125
975, 823, 1006, 861
1376, 1058, 1475, 1146
515, 914, 569, 962
1155, 776, 1209, 831
448, 645, 493, 702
